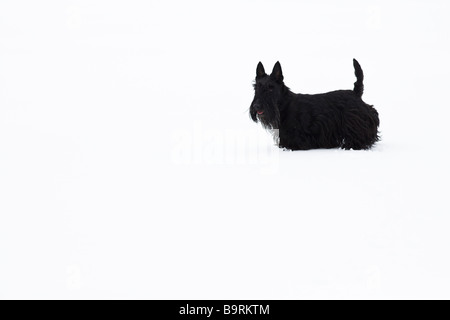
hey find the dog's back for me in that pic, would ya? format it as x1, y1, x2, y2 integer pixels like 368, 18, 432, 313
280, 89, 379, 150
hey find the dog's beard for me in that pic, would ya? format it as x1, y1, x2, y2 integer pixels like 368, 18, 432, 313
257, 105, 280, 130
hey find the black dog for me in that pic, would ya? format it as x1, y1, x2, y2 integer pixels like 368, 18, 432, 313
250, 60, 379, 150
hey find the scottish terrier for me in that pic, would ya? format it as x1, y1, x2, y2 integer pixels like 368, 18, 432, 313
250, 59, 379, 150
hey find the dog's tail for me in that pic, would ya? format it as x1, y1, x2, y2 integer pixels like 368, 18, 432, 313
353, 59, 364, 97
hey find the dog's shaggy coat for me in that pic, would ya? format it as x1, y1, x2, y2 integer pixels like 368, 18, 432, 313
250, 60, 379, 150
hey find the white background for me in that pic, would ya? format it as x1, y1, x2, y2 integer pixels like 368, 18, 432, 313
1, 0, 449, 299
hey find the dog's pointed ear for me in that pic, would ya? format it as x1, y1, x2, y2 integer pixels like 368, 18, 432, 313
256, 62, 266, 79
271, 61, 284, 82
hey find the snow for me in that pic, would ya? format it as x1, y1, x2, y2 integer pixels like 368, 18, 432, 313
1, 0, 450, 299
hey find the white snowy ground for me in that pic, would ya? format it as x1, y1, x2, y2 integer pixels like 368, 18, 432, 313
1, 0, 450, 299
